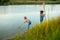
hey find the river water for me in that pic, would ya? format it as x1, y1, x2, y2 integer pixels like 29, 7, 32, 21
0, 5, 60, 40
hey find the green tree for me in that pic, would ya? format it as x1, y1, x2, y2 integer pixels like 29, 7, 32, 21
0, 0, 9, 5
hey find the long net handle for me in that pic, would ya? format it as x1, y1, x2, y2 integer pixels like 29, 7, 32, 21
43, 1, 46, 20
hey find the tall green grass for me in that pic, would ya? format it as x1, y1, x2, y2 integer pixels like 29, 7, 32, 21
10, 17, 60, 40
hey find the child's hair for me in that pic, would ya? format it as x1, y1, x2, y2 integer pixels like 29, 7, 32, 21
40, 10, 44, 14
24, 16, 27, 19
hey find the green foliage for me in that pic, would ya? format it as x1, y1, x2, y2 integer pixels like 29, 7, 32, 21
0, 0, 9, 5
10, 16, 60, 40
0, 0, 60, 5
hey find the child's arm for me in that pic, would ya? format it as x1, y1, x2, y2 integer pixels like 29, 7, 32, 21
24, 20, 26, 23
24, 19, 29, 23
42, 14, 45, 17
